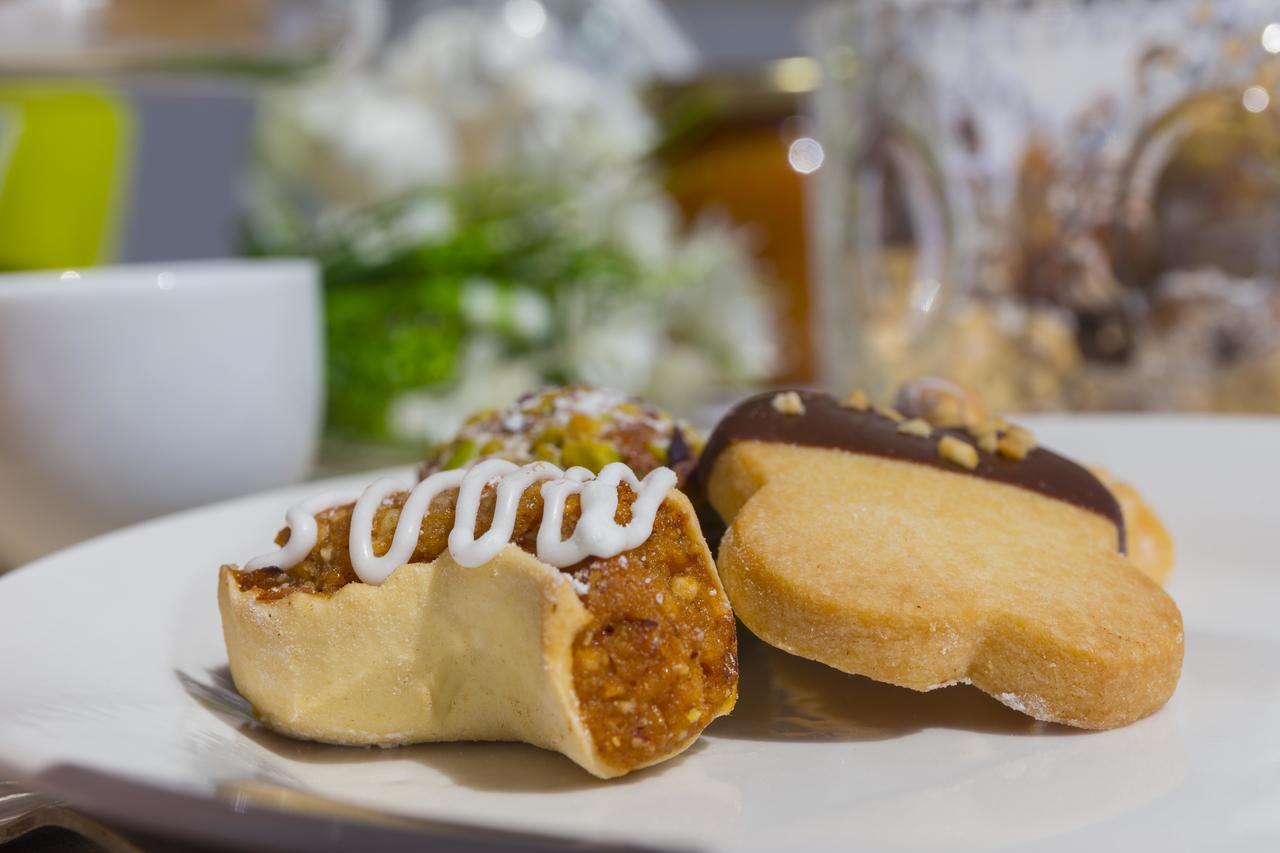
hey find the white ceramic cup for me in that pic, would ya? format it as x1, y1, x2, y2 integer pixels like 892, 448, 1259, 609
0, 259, 323, 567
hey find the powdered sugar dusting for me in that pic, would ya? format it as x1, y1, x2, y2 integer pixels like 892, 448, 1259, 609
994, 691, 1050, 718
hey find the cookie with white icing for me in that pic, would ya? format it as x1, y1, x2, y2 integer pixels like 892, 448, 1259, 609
219, 460, 737, 778
696, 389, 1182, 730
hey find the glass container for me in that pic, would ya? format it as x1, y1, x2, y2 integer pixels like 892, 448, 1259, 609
811, 0, 1280, 412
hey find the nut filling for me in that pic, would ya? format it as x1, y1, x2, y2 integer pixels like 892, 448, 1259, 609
233, 484, 738, 773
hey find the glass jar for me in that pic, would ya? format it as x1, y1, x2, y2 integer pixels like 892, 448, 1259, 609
653, 58, 823, 383
811, 0, 1280, 412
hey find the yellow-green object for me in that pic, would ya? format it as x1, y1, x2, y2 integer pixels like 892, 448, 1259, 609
442, 438, 478, 470
0, 83, 134, 271
560, 439, 622, 472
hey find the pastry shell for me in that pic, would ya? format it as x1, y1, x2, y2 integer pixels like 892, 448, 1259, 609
220, 539, 722, 779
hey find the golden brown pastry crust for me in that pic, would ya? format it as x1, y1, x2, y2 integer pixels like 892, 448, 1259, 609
1090, 466, 1176, 585
220, 489, 736, 778
708, 441, 1183, 730
219, 553, 596, 753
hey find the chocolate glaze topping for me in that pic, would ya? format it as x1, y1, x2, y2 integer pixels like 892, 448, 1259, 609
693, 390, 1126, 553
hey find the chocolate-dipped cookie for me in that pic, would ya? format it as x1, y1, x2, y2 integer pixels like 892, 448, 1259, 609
696, 389, 1182, 730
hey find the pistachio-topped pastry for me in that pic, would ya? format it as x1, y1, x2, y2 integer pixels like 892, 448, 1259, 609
220, 459, 737, 779
421, 385, 703, 486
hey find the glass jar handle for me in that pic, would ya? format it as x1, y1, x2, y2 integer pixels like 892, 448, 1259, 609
853, 126, 951, 346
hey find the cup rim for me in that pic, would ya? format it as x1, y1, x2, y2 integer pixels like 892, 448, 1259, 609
0, 257, 318, 299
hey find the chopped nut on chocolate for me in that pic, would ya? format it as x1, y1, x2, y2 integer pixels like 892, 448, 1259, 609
975, 430, 999, 454
897, 418, 933, 438
841, 389, 870, 411
772, 391, 806, 415
938, 435, 979, 470
996, 436, 1030, 460
969, 422, 1000, 454
997, 425, 1038, 460
895, 376, 988, 428
874, 405, 906, 423
1007, 424, 1036, 444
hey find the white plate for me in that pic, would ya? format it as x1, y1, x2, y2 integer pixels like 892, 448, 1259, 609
1, 416, 1278, 851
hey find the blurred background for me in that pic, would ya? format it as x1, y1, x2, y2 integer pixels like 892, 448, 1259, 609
1, 0, 1278, 558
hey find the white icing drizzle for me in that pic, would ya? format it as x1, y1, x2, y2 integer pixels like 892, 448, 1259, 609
244, 490, 362, 573
244, 460, 677, 587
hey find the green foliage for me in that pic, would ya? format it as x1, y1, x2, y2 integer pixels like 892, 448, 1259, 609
254, 174, 646, 439
323, 271, 463, 436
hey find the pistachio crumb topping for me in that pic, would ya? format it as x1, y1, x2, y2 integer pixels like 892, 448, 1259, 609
420, 385, 702, 483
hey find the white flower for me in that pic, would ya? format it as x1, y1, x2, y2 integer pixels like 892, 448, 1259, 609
560, 168, 677, 268
494, 60, 655, 169
266, 74, 456, 206
661, 224, 779, 381
509, 287, 554, 339
390, 199, 454, 245
562, 305, 661, 393
461, 279, 554, 343
460, 278, 504, 327
385, 6, 561, 123
255, 1, 782, 428
644, 343, 717, 413
388, 339, 542, 443
609, 194, 678, 266
349, 227, 394, 266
